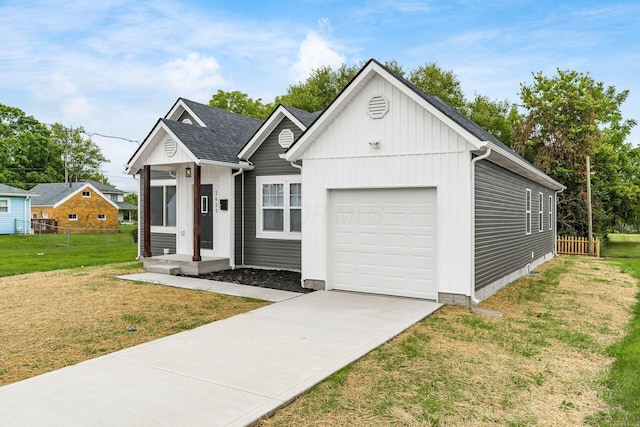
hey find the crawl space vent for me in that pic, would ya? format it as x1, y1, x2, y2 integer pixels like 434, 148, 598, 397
278, 128, 295, 148
367, 95, 389, 119
164, 139, 177, 157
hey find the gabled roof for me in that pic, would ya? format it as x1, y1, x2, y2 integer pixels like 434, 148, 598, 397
238, 104, 321, 160
0, 183, 31, 197
28, 181, 124, 210
127, 99, 263, 173
285, 58, 564, 191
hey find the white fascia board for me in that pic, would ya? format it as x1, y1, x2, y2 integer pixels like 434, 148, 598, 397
486, 143, 566, 191
126, 122, 199, 175
238, 106, 306, 160
165, 99, 207, 127
0, 192, 32, 198
285, 61, 486, 162
53, 183, 120, 210
198, 159, 255, 170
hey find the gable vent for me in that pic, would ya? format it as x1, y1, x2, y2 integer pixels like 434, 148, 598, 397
367, 95, 389, 119
278, 128, 295, 149
164, 139, 177, 157
182, 118, 192, 124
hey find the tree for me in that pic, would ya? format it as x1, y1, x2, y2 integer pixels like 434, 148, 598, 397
409, 62, 467, 111
50, 123, 108, 183
467, 94, 520, 146
209, 90, 272, 120
512, 69, 637, 235
0, 103, 63, 188
275, 64, 360, 112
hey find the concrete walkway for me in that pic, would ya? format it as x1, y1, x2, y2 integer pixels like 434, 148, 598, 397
1, 275, 441, 426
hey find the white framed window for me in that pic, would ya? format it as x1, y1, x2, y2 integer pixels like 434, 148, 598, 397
0, 199, 9, 214
525, 189, 531, 235
150, 185, 177, 229
69, 213, 78, 221
98, 214, 106, 221
548, 195, 553, 231
256, 175, 302, 240
82, 191, 91, 197
538, 192, 544, 232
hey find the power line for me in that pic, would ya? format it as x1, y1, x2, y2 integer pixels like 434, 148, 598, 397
42, 122, 140, 144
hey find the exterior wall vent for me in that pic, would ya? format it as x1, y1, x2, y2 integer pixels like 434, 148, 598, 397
164, 139, 177, 157
182, 118, 193, 124
278, 128, 295, 149
367, 95, 389, 119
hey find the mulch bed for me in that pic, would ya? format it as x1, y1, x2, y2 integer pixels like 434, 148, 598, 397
200, 268, 313, 293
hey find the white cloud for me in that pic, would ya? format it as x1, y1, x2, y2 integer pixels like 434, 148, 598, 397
162, 53, 227, 100
291, 31, 345, 82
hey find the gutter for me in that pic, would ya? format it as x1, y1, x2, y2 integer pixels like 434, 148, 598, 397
470, 142, 492, 306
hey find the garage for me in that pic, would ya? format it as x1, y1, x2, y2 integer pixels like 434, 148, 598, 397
328, 187, 437, 299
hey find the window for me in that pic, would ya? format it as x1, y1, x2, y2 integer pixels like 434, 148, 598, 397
256, 175, 301, 239
525, 189, 531, 235
110, 193, 119, 202
150, 185, 176, 228
98, 214, 106, 221
69, 214, 78, 221
549, 195, 553, 231
538, 192, 544, 232
32, 213, 37, 219
82, 191, 91, 197
0, 199, 8, 214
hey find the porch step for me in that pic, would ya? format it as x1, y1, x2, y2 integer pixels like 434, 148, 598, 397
146, 264, 182, 276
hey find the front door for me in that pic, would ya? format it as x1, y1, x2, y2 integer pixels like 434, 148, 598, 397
200, 184, 214, 250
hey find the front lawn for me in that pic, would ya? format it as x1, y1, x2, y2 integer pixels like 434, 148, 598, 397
259, 256, 639, 426
0, 225, 137, 276
602, 233, 640, 258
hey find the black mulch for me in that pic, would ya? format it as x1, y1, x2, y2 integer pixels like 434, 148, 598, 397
200, 268, 314, 294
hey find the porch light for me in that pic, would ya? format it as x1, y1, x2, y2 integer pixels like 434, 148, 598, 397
185, 167, 192, 178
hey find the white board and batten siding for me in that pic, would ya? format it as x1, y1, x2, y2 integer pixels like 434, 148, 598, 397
300, 74, 475, 299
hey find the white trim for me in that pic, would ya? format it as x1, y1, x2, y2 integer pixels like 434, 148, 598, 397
0, 198, 9, 214
68, 213, 78, 221
238, 105, 306, 160
98, 213, 106, 221
538, 192, 544, 232
51, 183, 120, 210
256, 175, 302, 240
525, 189, 532, 235
165, 99, 207, 127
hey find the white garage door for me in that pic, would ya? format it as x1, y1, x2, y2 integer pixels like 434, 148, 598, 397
328, 188, 437, 299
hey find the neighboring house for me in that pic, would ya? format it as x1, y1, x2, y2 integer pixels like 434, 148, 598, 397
0, 183, 32, 235
126, 59, 565, 306
29, 180, 137, 233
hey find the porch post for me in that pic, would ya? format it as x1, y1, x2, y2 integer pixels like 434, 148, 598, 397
193, 164, 202, 261
143, 165, 151, 258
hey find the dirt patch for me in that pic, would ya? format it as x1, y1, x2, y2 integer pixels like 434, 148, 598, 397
0, 263, 269, 386
200, 268, 313, 294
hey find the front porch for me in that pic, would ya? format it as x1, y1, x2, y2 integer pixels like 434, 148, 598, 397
143, 254, 230, 276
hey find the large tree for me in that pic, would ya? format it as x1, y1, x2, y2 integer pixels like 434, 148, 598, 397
512, 69, 637, 235
50, 123, 108, 183
409, 62, 467, 111
208, 90, 272, 120
0, 104, 63, 188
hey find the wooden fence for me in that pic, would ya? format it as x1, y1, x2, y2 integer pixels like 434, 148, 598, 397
557, 236, 600, 257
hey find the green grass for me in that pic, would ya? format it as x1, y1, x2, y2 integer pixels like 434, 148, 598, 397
602, 233, 640, 258
589, 257, 640, 426
0, 225, 138, 276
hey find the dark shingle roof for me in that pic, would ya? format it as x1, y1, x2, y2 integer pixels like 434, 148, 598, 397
29, 181, 130, 207
282, 105, 323, 128
0, 183, 30, 196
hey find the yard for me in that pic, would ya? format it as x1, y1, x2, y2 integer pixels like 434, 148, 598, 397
1, 232, 639, 426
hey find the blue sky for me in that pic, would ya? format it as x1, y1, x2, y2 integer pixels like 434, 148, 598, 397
1, 0, 639, 193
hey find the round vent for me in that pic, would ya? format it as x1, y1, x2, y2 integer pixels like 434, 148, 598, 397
278, 128, 295, 149
367, 95, 389, 119
164, 139, 177, 157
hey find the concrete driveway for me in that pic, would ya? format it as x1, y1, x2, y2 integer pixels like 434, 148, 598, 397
1, 284, 441, 426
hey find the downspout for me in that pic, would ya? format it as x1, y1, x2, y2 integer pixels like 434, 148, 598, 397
470, 142, 491, 306
290, 161, 302, 171
231, 168, 245, 269
24, 196, 30, 235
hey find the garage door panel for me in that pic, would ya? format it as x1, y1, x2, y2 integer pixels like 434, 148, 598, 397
329, 188, 437, 300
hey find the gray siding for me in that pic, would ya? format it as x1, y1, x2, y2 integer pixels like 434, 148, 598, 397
138, 168, 178, 257
237, 117, 302, 270
475, 160, 555, 291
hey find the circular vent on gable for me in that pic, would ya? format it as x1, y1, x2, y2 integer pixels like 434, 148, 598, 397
367, 95, 389, 119
164, 139, 177, 157
278, 128, 295, 149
